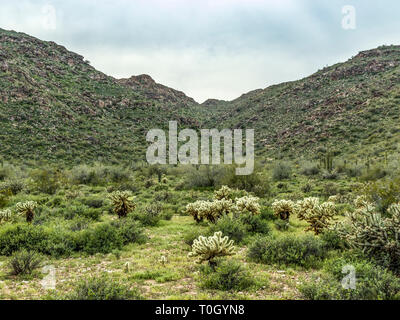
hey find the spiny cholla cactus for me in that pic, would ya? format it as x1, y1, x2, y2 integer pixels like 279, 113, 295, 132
213, 186, 248, 201
185, 200, 234, 223
297, 198, 336, 235
328, 195, 340, 203
353, 195, 371, 209
272, 199, 297, 221
0, 209, 12, 224
236, 196, 261, 215
188, 231, 235, 267
335, 203, 400, 271
16, 201, 38, 223
185, 201, 209, 223
108, 191, 136, 218
211, 199, 235, 221
213, 185, 235, 201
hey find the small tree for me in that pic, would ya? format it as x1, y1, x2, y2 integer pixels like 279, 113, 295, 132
16, 201, 38, 223
108, 191, 136, 218
188, 232, 235, 269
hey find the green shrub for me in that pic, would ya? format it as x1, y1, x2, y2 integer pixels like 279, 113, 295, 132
260, 207, 276, 221
30, 168, 60, 195
209, 216, 247, 243
361, 167, 387, 182
320, 229, 346, 250
200, 260, 255, 291
160, 210, 174, 221
301, 258, 400, 300
184, 229, 208, 247
62, 205, 102, 221
107, 166, 131, 183
69, 275, 143, 300
363, 176, 400, 215
111, 218, 146, 245
248, 235, 325, 268
134, 203, 162, 226
0, 179, 25, 195
217, 165, 271, 196
272, 162, 292, 181
8, 249, 43, 276
274, 220, 290, 231
78, 223, 124, 255
240, 213, 271, 235
0, 223, 49, 256
300, 161, 320, 176
69, 165, 104, 185
80, 197, 104, 209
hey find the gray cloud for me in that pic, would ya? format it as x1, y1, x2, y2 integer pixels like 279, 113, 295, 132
1, 0, 399, 102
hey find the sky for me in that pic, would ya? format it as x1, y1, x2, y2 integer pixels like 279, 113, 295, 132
1, 0, 400, 103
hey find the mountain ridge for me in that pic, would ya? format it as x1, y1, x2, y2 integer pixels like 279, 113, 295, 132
1, 27, 399, 164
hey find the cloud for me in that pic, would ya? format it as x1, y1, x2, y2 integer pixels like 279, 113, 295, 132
0, 0, 399, 102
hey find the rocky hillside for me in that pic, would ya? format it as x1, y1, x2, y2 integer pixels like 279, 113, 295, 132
200, 46, 400, 160
0, 28, 199, 164
0, 27, 399, 164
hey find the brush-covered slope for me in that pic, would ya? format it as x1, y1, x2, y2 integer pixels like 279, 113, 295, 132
201, 46, 400, 160
0, 28, 199, 164
1, 27, 399, 164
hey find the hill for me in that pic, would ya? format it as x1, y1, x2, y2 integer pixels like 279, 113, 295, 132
0, 28, 199, 164
200, 46, 400, 161
0, 27, 399, 165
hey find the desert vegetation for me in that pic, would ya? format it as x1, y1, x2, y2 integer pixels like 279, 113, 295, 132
0, 154, 399, 300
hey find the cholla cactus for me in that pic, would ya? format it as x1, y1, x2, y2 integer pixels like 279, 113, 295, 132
0, 209, 12, 224
108, 191, 136, 218
210, 199, 235, 221
336, 203, 400, 270
388, 203, 400, 217
272, 199, 296, 221
354, 195, 371, 209
159, 255, 168, 266
236, 196, 261, 215
214, 186, 235, 201
188, 232, 235, 267
297, 198, 336, 235
328, 195, 340, 203
296, 197, 319, 219
185, 200, 213, 223
185, 199, 234, 223
16, 201, 38, 223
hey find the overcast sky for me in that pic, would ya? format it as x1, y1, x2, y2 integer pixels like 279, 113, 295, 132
1, 0, 399, 102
